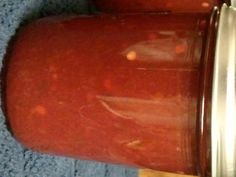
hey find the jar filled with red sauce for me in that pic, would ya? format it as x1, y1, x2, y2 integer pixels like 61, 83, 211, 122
4, 4, 220, 177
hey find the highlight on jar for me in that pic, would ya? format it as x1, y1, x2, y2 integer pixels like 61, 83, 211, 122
2, 2, 236, 177
92, 0, 224, 13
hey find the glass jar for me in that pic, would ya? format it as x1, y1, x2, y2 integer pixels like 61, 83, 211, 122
4, 7, 219, 177
92, 0, 222, 13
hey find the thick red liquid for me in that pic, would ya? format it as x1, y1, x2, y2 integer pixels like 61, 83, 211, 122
93, 0, 221, 13
6, 14, 208, 175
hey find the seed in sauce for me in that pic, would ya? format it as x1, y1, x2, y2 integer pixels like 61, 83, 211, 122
201, 2, 210, 8
126, 51, 137, 61
33, 105, 46, 115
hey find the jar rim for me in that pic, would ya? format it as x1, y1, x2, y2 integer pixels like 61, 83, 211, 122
211, 3, 236, 177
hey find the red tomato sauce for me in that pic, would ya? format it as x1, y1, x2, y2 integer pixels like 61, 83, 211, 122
5, 14, 209, 175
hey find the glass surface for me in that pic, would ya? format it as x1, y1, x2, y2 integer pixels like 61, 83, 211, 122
5, 14, 208, 175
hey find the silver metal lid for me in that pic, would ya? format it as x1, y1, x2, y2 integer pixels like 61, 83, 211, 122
211, 2, 236, 177
232, 0, 236, 7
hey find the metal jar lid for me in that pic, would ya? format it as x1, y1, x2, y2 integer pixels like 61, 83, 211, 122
211, 2, 236, 177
